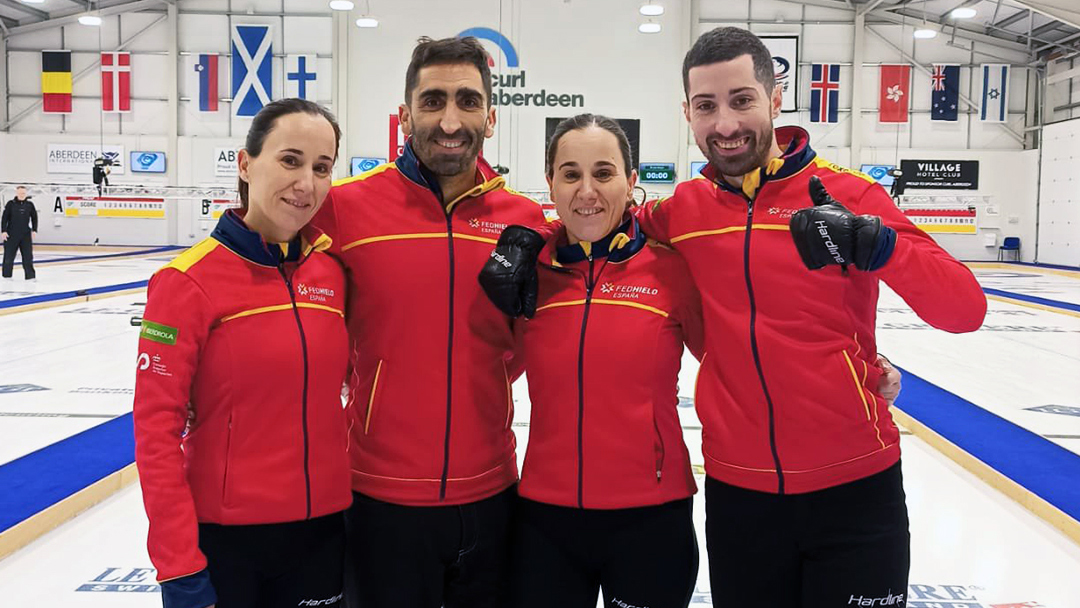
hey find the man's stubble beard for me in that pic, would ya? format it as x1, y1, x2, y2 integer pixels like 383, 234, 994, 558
411, 123, 487, 178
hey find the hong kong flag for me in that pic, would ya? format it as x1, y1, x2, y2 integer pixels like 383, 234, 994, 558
101, 52, 131, 113
879, 64, 911, 123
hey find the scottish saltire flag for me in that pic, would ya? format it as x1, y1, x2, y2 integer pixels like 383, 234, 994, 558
231, 24, 272, 117
809, 64, 840, 123
285, 54, 317, 100
194, 53, 219, 112
930, 64, 960, 121
980, 63, 1009, 123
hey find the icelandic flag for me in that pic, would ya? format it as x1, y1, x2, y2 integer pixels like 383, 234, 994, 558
809, 64, 840, 123
930, 64, 960, 121
231, 24, 273, 117
980, 63, 1009, 123
194, 54, 219, 112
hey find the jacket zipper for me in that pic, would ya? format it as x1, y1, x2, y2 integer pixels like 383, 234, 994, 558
278, 249, 316, 519
439, 212, 456, 501
741, 189, 786, 494
576, 255, 596, 509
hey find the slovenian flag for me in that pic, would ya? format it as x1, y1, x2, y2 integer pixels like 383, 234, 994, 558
195, 54, 219, 112
42, 50, 72, 114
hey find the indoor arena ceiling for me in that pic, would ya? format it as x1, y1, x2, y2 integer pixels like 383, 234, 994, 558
0, 0, 1077, 61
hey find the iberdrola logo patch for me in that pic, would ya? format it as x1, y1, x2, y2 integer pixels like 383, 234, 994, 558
140, 320, 178, 346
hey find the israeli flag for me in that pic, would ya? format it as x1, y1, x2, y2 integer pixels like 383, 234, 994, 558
980, 64, 1009, 123
231, 24, 273, 117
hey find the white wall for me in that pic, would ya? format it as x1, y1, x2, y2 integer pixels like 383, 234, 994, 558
1037, 117, 1080, 267
1046, 55, 1079, 124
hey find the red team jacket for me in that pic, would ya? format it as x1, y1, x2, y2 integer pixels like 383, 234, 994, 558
133, 211, 352, 586
633, 126, 987, 494
519, 216, 704, 509
313, 142, 545, 506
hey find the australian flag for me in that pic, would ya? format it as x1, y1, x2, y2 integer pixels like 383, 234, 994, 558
809, 64, 840, 123
931, 64, 960, 121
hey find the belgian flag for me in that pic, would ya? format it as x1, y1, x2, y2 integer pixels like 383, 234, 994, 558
42, 50, 72, 114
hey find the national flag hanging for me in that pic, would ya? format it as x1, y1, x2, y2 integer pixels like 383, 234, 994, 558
285, 54, 318, 100
980, 63, 1009, 123
809, 63, 840, 123
194, 54, 220, 112
930, 64, 960, 121
42, 50, 72, 114
101, 52, 131, 113
879, 64, 911, 123
231, 24, 273, 117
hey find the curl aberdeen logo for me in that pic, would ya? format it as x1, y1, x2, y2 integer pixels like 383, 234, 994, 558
458, 27, 585, 108
459, 27, 519, 68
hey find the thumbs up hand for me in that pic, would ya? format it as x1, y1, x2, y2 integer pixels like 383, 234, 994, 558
789, 176, 896, 272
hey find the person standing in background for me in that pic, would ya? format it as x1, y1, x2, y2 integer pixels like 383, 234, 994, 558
2, 186, 38, 281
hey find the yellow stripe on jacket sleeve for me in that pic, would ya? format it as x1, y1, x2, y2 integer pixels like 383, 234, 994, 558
162, 238, 220, 273
812, 157, 876, 184
332, 163, 397, 187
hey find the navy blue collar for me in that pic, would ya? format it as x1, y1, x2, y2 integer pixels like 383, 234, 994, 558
394, 140, 446, 201
211, 209, 302, 267
394, 139, 503, 206
554, 215, 646, 265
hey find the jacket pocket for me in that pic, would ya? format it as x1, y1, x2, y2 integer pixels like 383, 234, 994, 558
502, 360, 513, 430
221, 410, 235, 507
363, 360, 385, 435
652, 405, 666, 484
837, 349, 873, 423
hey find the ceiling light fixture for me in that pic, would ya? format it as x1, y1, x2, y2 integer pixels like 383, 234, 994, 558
639, 21, 661, 34
640, 2, 664, 16
78, 14, 103, 26
329, 0, 355, 10
355, 16, 378, 27
950, 7, 977, 19
913, 28, 937, 38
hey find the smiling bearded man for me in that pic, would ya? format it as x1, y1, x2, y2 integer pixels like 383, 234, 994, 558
311, 36, 545, 608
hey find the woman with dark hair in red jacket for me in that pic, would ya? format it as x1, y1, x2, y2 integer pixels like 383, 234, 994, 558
506, 113, 705, 608
133, 99, 350, 608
